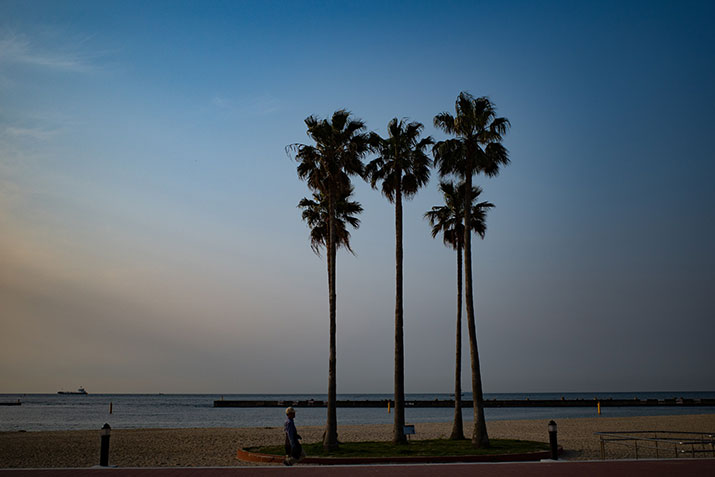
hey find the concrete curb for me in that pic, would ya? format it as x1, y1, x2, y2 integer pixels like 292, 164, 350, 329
236, 446, 562, 465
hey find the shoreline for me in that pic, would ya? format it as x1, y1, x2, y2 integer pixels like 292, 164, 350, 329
2, 414, 714, 468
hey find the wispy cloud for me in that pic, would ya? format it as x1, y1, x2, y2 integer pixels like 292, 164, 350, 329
248, 93, 280, 115
211, 95, 232, 109
4, 126, 58, 141
0, 31, 96, 73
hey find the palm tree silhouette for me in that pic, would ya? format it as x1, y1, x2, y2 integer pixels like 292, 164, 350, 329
433, 92, 510, 447
425, 180, 494, 440
365, 118, 432, 444
289, 110, 369, 450
298, 187, 363, 256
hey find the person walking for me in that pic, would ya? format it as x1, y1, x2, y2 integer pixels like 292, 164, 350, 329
284, 407, 304, 466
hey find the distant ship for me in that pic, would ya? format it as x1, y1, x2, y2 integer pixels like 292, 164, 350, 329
58, 387, 88, 395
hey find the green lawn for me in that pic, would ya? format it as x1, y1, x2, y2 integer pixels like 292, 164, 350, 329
250, 438, 548, 458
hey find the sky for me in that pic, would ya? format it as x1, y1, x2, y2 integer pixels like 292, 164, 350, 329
1, 0, 714, 394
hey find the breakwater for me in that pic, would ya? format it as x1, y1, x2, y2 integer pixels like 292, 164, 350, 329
3, 393, 715, 431
213, 398, 715, 408
0, 400, 22, 406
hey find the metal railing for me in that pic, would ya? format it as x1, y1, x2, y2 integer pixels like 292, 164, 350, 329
595, 431, 715, 460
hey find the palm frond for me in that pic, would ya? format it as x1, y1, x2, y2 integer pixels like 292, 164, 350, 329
478, 143, 510, 177
432, 139, 465, 177
433, 92, 510, 181
434, 112, 456, 134
330, 109, 349, 133
290, 110, 370, 195
298, 187, 363, 256
365, 118, 432, 203
425, 179, 495, 248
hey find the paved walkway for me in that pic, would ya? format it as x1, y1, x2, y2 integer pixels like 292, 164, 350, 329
2, 460, 714, 477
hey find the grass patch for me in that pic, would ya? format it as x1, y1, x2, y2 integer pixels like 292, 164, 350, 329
249, 438, 548, 458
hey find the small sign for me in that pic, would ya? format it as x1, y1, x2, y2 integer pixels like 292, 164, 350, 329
404, 425, 415, 435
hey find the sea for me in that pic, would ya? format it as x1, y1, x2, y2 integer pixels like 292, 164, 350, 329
1, 392, 714, 432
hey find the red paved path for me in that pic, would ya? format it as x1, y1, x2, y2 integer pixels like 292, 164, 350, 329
2, 460, 714, 477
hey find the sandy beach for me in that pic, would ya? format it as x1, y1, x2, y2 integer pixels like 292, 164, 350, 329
1, 414, 713, 468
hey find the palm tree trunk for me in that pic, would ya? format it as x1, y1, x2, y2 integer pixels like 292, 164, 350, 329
393, 178, 406, 445
463, 173, 489, 448
323, 187, 339, 451
450, 241, 465, 440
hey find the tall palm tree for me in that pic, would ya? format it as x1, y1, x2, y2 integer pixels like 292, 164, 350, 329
298, 187, 363, 256
425, 181, 493, 440
433, 92, 510, 447
289, 110, 369, 450
364, 118, 432, 444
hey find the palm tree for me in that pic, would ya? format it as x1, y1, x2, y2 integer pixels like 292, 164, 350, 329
425, 181, 494, 440
364, 118, 432, 444
289, 110, 369, 450
298, 187, 363, 256
433, 92, 510, 447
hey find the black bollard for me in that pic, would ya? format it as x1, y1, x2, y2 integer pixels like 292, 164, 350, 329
99, 423, 111, 466
548, 420, 558, 460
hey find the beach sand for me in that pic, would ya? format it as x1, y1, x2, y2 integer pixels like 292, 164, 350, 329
1, 414, 713, 468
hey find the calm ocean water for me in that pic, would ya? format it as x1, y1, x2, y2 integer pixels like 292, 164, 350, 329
1, 392, 714, 432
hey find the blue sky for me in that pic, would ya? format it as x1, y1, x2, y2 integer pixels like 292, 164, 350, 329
1, 0, 713, 393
